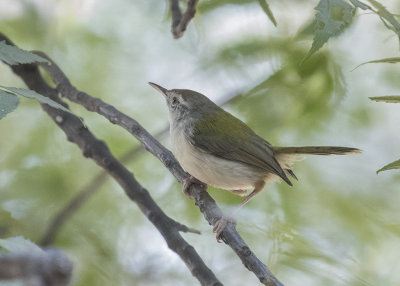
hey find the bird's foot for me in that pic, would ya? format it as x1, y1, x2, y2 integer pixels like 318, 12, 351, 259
183, 175, 206, 198
213, 216, 237, 243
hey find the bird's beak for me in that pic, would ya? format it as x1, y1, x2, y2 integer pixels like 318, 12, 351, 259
148, 82, 168, 98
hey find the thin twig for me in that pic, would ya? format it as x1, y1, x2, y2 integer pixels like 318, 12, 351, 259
39, 146, 144, 246
35, 52, 284, 285
170, 0, 198, 39
0, 33, 222, 286
39, 171, 106, 246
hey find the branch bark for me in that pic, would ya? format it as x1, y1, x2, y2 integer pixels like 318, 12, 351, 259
0, 249, 72, 286
0, 33, 222, 286
40, 88, 241, 246
169, 0, 198, 38
35, 53, 284, 285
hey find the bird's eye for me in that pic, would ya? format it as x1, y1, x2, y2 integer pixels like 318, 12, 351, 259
172, 97, 179, 106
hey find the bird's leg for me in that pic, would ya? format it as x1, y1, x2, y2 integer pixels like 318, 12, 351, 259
239, 180, 266, 207
183, 175, 207, 197
213, 180, 266, 242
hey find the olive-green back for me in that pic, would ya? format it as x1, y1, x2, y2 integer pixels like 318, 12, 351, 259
187, 108, 292, 185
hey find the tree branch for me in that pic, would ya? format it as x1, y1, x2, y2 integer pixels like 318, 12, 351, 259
35, 52, 283, 285
40, 87, 241, 246
0, 249, 72, 286
0, 33, 222, 286
169, 0, 198, 39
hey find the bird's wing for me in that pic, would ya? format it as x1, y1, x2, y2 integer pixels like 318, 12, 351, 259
186, 110, 292, 185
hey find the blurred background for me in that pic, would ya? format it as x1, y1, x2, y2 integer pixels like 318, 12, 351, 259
1, 0, 400, 285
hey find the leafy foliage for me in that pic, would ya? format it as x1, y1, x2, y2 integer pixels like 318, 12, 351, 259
353, 57, 400, 70
0, 40, 47, 65
369, 95, 400, 173
349, 0, 369, 10
0, 236, 42, 254
1, 1, 400, 286
368, 0, 400, 42
234, 50, 346, 139
197, 0, 256, 14
305, 0, 354, 60
0, 37, 65, 120
258, 0, 277, 26
0, 91, 19, 120
0, 86, 71, 114
350, 0, 400, 44
202, 36, 346, 140
377, 159, 400, 173
369, 96, 400, 103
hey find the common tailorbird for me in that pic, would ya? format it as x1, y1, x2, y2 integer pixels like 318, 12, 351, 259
149, 82, 361, 239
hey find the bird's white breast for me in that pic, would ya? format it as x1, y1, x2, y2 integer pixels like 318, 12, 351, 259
170, 128, 265, 191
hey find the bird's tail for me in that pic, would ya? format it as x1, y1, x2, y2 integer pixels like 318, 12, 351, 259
272, 146, 361, 184
273, 146, 362, 155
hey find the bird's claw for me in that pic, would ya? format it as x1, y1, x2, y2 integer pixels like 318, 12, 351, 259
183, 176, 206, 198
213, 216, 237, 242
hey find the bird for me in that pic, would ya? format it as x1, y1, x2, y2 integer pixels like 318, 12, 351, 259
149, 82, 361, 239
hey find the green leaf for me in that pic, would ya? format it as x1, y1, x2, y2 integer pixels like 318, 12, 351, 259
0, 41, 48, 65
349, 0, 370, 10
258, 0, 277, 26
368, 0, 400, 40
352, 57, 400, 70
0, 86, 71, 113
305, 0, 354, 60
0, 91, 19, 120
369, 96, 400, 103
349, 0, 400, 44
377, 159, 400, 174
197, 0, 255, 14
0, 236, 43, 254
